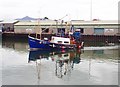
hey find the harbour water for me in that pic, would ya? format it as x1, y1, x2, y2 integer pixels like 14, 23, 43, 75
0, 36, 119, 85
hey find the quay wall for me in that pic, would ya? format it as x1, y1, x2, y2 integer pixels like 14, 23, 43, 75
2, 33, 120, 43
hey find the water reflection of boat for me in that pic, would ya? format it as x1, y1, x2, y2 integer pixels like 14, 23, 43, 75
53, 50, 82, 78
28, 49, 82, 78
28, 50, 51, 62
28, 49, 73, 62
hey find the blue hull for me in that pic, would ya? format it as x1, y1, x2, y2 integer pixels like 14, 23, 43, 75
28, 36, 83, 50
28, 36, 52, 50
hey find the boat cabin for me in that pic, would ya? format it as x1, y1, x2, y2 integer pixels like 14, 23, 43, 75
50, 36, 70, 45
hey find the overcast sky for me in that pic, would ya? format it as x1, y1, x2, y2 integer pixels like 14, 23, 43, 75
0, 0, 119, 21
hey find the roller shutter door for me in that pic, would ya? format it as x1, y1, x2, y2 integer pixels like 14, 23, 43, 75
94, 28, 104, 35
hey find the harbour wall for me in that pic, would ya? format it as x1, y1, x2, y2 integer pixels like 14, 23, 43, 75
2, 33, 120, 44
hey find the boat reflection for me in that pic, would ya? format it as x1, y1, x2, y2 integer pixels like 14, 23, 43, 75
53, 50, 82, 78
28, 49, 82, 78
28, 50, 50, 63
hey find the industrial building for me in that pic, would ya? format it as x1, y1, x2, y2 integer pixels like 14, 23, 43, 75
71, 20, 119, 35
14, 20, 119, 36
0, 20, 18, 32
0, 19, 119, 36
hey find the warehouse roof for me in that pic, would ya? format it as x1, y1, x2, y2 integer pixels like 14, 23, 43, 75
71, 20, 118, 25
14, 20, 58, 26
0, 20, 18, 24
14, 20, 118, 26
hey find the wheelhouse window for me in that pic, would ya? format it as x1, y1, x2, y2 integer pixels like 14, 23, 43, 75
64, 41, 69, 44
57, 41, 62, 44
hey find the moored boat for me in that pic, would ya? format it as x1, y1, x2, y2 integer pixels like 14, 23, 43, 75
28, 19, 84, 50
28, 33, 84, 50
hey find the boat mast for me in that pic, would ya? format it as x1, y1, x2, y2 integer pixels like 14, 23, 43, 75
58, 15, 68, 37
38, 18, 41, 39
37, 8, 42, 39
36, 17, 42, 39
55, 20, 58, 34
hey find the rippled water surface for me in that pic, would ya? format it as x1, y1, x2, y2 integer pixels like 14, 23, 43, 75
0, 37, 119, 85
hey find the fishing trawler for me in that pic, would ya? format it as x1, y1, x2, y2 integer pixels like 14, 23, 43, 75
28, 19, 84, 50
28, 31, 84, 50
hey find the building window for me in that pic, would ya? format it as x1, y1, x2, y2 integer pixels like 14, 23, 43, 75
42, 28, 49, 33
57, 28, 65, 36
79, 28, 84, 33
57, 28, 65, 33
7, 27, 10, 31
75, 28, 84, 33
105, 29, 114, 32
